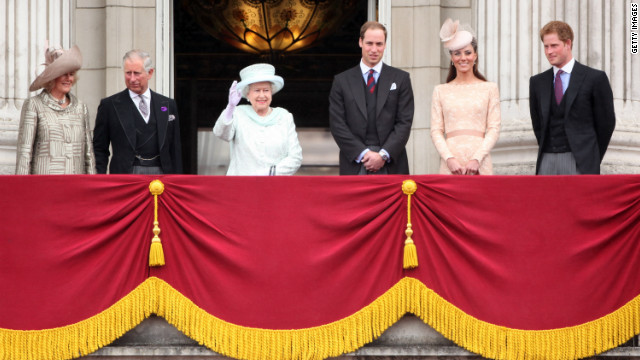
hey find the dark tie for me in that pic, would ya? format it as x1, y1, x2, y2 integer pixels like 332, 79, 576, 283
554, 69, 564, 105
367, 69, 376, 94
139, 95, 149, 117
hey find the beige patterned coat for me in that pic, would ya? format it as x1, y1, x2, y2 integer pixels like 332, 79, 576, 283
16, 91, 96, 174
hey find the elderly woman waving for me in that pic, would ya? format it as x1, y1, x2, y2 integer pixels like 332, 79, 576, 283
214, 63, 302, 176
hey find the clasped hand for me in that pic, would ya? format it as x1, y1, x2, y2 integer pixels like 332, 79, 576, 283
362, 151, 385, 172
446, 158, 480, 175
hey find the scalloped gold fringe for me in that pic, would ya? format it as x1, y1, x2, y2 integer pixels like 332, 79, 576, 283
2, 277, 639, 360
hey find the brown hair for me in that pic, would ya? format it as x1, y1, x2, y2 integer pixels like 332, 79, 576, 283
360, 21, 387, 41
539, 21, 574, 48
445, 38, 487, 83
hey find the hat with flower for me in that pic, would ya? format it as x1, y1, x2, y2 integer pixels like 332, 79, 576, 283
29, 43, 83, 92
439, 18, 474, 51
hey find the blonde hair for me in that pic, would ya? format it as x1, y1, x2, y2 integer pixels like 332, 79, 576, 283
44, 72, 79, 92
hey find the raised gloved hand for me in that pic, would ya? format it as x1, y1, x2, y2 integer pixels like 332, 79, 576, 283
223, 81, 242, 123
228, 80, 242, 108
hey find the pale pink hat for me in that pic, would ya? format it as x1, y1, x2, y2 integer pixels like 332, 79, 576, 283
29, 44, 83, 91
439, 18, 474, 51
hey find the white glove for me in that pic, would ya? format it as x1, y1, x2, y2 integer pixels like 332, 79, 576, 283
224, 80, 242, 123
228, 80, 242, 107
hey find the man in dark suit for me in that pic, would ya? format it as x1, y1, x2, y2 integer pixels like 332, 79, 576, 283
329, 21, 414, 175
529, 21, 615, 175
93, 50, 182, 174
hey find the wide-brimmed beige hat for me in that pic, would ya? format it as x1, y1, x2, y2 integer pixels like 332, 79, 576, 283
439, 18, 474, 51
29, 45, 83, 91
236, 63, 284, 99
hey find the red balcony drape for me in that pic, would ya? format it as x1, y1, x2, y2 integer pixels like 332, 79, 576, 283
2, 175, 640, 360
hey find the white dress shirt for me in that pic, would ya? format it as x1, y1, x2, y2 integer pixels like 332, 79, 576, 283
553, 57, 575, 95
129, 89, 151, 123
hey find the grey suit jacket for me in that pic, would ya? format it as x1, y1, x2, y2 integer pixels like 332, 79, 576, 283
329, 64, 414, 175
93, 89, 182, 174
529, 61, 615, 174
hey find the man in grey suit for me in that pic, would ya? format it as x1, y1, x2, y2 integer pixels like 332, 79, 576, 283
529, 21, 615, 175
93, 50, 182, 174
329, 21, 414, 175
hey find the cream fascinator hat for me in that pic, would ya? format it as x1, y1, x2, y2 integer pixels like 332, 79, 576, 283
439, 18, 474, 51
29, 43, 83, 91
236, 63, 284, 99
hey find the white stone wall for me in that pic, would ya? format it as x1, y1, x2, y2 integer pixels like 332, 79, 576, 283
477, 0, 640, 175
0, 0, 161, 175
393, 0, 640, 175
74, 0, 160, 122
1, 0, 638, 176
389, 0, 479, 175
0, 0, 73, 174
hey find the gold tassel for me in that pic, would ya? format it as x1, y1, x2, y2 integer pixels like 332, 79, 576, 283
403, 238, 418, 269
149, 180, 165, 267
402, 180, 418, 269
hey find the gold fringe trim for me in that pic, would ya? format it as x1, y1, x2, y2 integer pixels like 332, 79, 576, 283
407, 277, 640, 360
2, 277, 640, 360
0, 279, 155, 360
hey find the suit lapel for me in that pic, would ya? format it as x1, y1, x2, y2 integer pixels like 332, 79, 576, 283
113, 90, 136, 150
563, 61, 586, 115
376, 64, 392, 117
152, 91, 169, 150
346, 66, 367, 119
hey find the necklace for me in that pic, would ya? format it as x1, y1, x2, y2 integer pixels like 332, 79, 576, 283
51, 93, 66, 105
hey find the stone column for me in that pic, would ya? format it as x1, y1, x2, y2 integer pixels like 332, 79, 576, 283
390, 0, 445, 175
0, 0, 72, 174
85, 0, 158, 100
75, 0, 165, 127
477, 0, 640, 174
389, 0, 480, 175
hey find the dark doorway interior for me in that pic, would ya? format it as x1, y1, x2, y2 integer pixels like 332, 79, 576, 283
173, 0, 368, 173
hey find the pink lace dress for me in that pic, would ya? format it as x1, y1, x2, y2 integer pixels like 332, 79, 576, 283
430, 82, 501, 175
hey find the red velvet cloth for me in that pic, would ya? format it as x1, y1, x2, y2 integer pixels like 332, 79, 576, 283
2, 175, 640, 332
0, 176, 151, 329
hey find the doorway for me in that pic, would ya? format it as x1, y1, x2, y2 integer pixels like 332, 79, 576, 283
173, 0, 370, 174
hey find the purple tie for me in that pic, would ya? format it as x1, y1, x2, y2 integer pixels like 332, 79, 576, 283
367, 69, 376, 94
554, 69, 564, 105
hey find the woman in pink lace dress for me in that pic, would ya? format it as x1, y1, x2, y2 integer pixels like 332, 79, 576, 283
431, 19, 501, 175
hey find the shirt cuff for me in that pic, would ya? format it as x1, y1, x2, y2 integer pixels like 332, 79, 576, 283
379, 149, 390, 163
356, 148, 370, 163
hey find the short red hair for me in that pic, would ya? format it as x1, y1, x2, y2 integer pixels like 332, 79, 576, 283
540, 21, 574, 48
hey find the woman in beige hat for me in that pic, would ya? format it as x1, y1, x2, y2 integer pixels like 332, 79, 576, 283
15, 44, 96, 174
214, 63, 302, 175
430, 19, 501, 175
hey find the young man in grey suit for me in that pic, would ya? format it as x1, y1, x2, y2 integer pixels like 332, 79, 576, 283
329, 21, 414, 175
93, 50, 182, 174
529, 21, 615, 175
